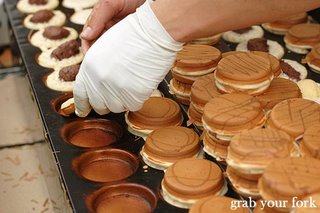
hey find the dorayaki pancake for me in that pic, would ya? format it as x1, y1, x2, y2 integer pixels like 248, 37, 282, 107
300, 124, 320, 159
215, 53, 273, 95
251, 51, 282, 76
162, 159, 225, 200
202, 93, 266, 138
284, 23, 320, 53
294, 193, 320, 213
172, 45, 221, 76
187, 103, 203, 128
17, 0, 59, 13
258, 157, 320, 210
303, 43, 320, 73
189, 33, 222, 46
227, 128, 295, 174
127, 97, 183, 130
262, 13, 308, 35
190, 73, 222, 113
256, 78, 302, 111
142, 127, 200, 164
226, 166, 260, 199
170, 78, 192, 98
189, 196, 250, 213
171, 71, 198, 84
202, 131, 229, 161
267, 98, 320, 140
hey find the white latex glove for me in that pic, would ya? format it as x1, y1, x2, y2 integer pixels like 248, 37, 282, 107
73, 0, 183, 116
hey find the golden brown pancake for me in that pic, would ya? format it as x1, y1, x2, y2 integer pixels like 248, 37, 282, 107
162, 158, 225, 200
175, 44, 221, 70
187, 103, 203, 128
190, 73, 222, 113
215, 52, 273, 95
127, 97, 183, 130
203, 132, 229, 161
251, 51, 281, 76
226, 166, 261, 199
227, 128, 295, 174
265, 13, 308, 31
267, 98, 320, 140
189, 196, 250, 213
142, 127, 200, 163
258, 157, 320, 210
256, 78, 302, 112
303, 43, 320, 72
285, 24, 320, 46
202, 93, 266, 138
300, 124, 320, 159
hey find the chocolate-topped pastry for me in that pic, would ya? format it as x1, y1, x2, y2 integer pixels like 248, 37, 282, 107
51, 40, 80, 61
29, 0, 47, 5
247, 38, 269, 52
43, 26, 70, 40
30, 10, 54, 23
280, 60, 301, 81
233, 27, 252, 34
59, 64, 80, 81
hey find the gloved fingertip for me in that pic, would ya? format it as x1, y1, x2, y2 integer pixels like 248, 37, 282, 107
94, 107, 111, 116
75, 108, 91, 117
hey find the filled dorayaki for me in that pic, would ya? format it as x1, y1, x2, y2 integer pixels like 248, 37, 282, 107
256, 77, 302, 112
300, 124, 320, 159
302, 43, 320, 73
258, 157, 320, 211
161, 158, 226, 209
126, 97, 183, 137
266, 98, 320, 140
214, 52, 273, 95
141, 127, 201, 170
202, 93, 266, 141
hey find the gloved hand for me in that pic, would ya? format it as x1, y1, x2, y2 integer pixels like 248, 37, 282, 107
73, 0, 183, 116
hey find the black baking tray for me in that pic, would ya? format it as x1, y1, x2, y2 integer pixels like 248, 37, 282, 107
4, 0, 320, 212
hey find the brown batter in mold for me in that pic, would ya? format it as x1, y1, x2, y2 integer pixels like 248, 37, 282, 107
143, 127, 200, 162
127, 97, 183, 130
267, 98, 320, 140
203, 93, 266, 137
228, 128, 294, 170
189, 195, 250, 213
162, 158, 225, 199
258, 157, 320, 210
285, 24, 320, 46
300, 124, 320, 159
215, 52, 273, 84
190, 73, 222, 112
256, 78, 302, 111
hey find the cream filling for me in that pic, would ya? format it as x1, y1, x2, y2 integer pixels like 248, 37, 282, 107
45, 70, 74, 92
38, 47, 84, 69
202, 119, 234, 141
62, 0, 98, 10
222, 25, 264, 43
70, 9, 92, 25
235, 40, 285, 59
161, 179, 228, 209
24, 10, 66, 30
140, 148, 204, 171
279, 59, 308, 82
215, 75, 273, 95
285, 43, 310, 54
169, 79, 191, 97
30, 27, 78, 51
61, 98, 74, 109
17, 0, 59, 13
172, 66, 215, 76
